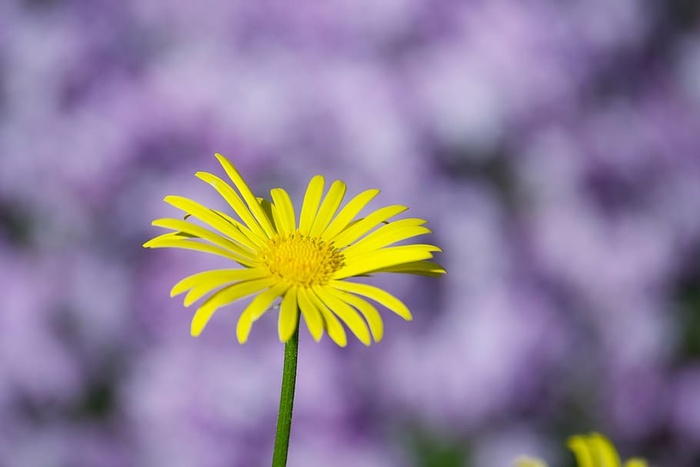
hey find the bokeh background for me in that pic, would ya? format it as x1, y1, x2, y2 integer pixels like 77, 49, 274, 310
1, 1, 700, 466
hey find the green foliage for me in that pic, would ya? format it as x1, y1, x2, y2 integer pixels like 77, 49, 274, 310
404, 426, 470, 467
676, 272, 700, 359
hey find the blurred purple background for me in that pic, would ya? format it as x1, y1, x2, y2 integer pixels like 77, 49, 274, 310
1, 1, 700, 466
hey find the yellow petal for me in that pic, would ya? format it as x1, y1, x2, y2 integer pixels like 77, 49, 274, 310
373, 261, 447, 277
195, 171, 268, 241
163, 195, 259, 252
236, 283, 288, 343
343, 223, 431, 257
144, 234, 251, 264
334, 245, 440, 279
314, 286, 371, 345
299, 175, 325, 235
278, 287, 299, 342
258, 198, 278, 235
331, 205, 408, 249
321, 188, 380, 241
309, 180, 346, 237
567, 436, 598, 467
170, 267, 268, 297
143, 231, 190, 244
329, 280, 413, 321
297, 287, 324, 341
512, 456, 549, 467
588, 433, 621, 467
568, 434, 647, 467
326, 287, 384, 342
151, 218, 257, 266
214, 153, 276, 238
210, 208, 266, 249
307, 288, 347, 347
270, 188, 297, 234
184, 276, 270, 307
269, 202, 285, 236
190, 277, 275, 336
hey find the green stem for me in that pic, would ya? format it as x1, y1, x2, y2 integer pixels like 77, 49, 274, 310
271, 322, 300, 467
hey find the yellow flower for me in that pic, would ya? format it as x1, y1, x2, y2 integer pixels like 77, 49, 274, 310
513, 433, 648, 467
144, 154, 445, 346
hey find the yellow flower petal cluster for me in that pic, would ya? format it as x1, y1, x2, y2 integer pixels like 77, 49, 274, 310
513, 433, 648, 467
144, 154, 445, 346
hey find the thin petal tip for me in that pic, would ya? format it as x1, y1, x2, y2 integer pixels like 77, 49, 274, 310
311, 331, 323, 342
142, 237, 162, 248
182, 295, 199, 307
372, 327, 384, 343
236, 319, 253, 344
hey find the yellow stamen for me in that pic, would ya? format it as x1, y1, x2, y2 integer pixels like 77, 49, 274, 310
260, 231, 344, 287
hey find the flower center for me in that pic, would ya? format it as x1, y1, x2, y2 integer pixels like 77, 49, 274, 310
260, 231, 344, 287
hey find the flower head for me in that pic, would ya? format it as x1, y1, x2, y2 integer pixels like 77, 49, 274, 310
513, 433, 648, 467
144, 154, 445, 346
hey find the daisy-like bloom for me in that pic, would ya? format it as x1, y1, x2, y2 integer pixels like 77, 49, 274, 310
513, 433, 648, 467
143, 154, 445, 346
